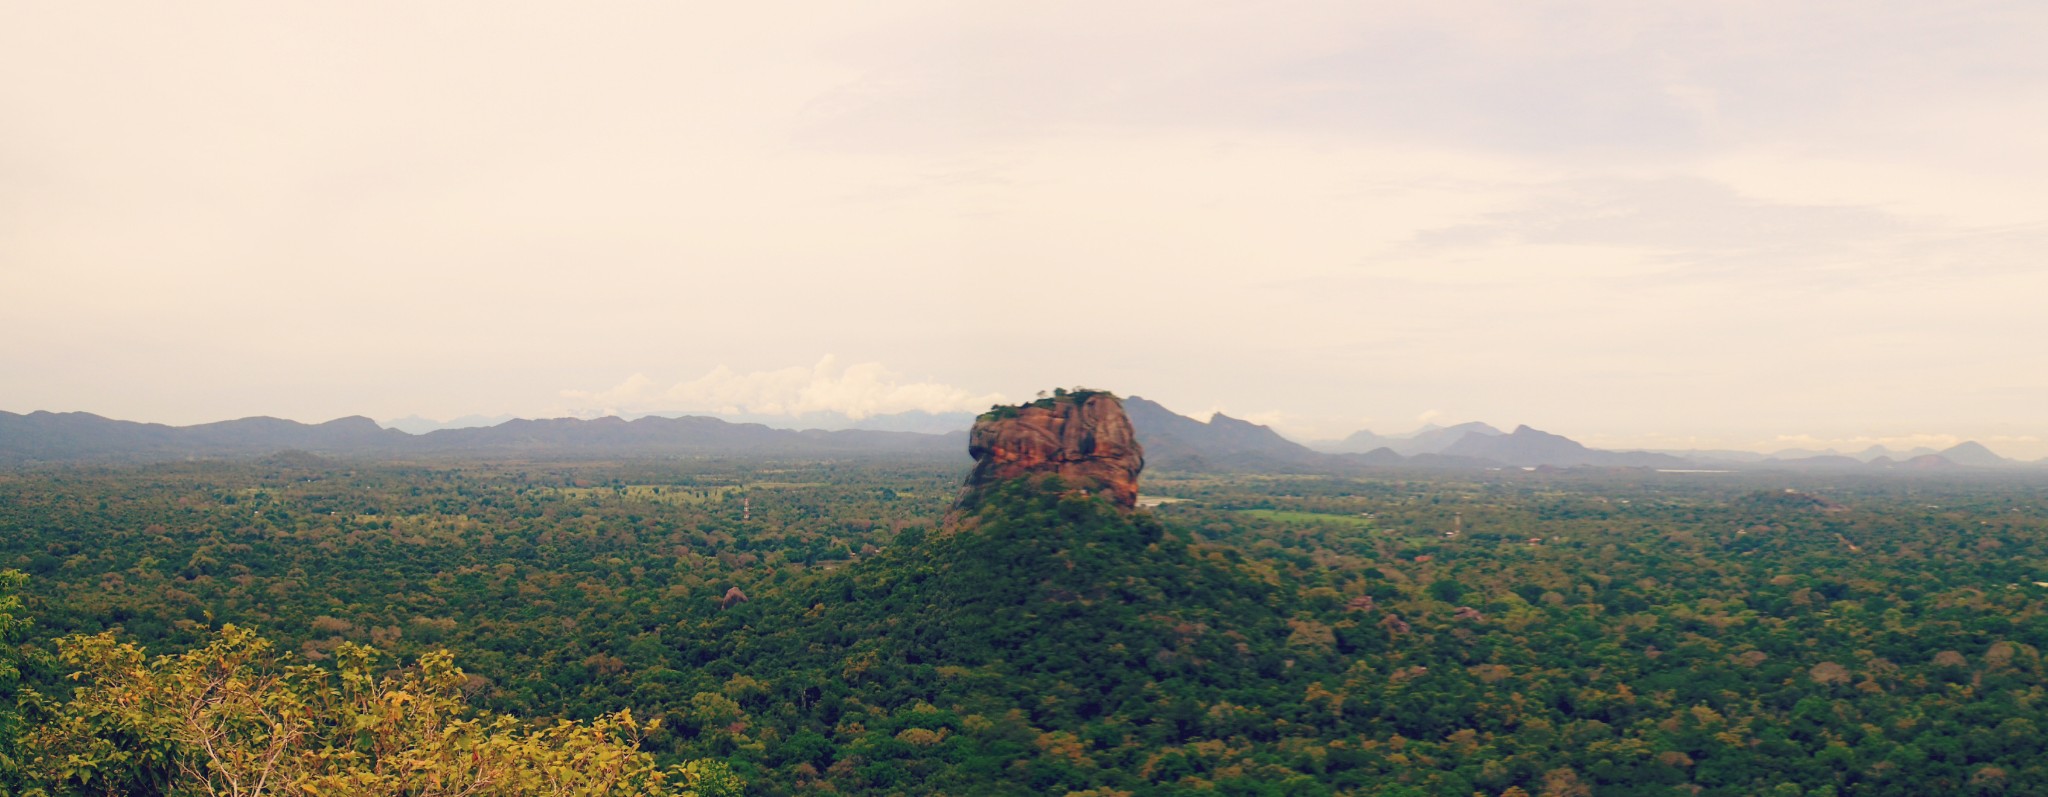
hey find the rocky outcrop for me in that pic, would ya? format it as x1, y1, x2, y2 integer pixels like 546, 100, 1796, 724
721, 586, 750, 609
959, 391, 1145, 510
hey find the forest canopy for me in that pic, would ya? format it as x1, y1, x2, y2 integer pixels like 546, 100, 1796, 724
3, 459, 2048, 795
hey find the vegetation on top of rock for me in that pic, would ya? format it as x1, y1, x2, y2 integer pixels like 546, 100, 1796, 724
976, 387, 1116, 422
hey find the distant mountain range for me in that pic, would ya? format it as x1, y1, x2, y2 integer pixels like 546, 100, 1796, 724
2, 402, 2037, 473
1311, 421, 1682, 467
1127, 400, 1702, 472
1748, 440, 2022, 470
383, 410, 977, 436
1314, 419, 2037, 472
0, 410, 959, 465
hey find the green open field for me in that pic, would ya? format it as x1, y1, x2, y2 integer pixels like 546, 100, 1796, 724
1232, 508, 1377, 527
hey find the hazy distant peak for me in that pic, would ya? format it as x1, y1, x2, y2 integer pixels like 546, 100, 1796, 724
1311, 419, 1503, 455
1313, 428, 1390, 454
1904, 454, 1959, 469
381, 414, 520, 435
1397, 421, 1505, 453
1393, 420, 1501, 439
1206, 412, 1266, 429
1939, 440, 2011, 467
1443, 423, 1689, 468
1119, 396, 1174, 414
191, 415, 292, 428
25, 410, 113, 421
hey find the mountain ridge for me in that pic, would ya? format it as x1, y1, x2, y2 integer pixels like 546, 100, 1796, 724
5, 406, 2032, 473
1122, 396, 1327, 472
0, 409, 959, 464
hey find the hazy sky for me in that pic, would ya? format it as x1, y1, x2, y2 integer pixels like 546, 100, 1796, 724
6, 2, 2047, 456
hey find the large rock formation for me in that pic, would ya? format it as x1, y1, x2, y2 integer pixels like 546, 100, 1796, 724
959, 390, 1144, 510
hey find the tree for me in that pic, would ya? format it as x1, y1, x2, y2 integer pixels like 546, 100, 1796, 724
1, 570, 33, 787
15, 625, 741, 797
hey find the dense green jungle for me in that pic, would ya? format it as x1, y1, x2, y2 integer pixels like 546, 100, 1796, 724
5, 455, 2048, 796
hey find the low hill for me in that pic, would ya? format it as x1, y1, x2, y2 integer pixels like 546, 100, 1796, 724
669, 393, 1334, 792
695, 483, 1322, 795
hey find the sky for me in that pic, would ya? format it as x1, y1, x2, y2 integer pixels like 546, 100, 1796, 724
5, 2, 2048, 457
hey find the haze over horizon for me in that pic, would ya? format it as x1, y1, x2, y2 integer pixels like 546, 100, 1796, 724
6, 3, 2047, 458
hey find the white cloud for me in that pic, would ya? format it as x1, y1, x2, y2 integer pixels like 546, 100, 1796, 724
561, 357, 1007, 420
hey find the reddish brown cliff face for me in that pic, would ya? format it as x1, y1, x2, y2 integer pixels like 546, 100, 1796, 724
960, 392, 1145, 510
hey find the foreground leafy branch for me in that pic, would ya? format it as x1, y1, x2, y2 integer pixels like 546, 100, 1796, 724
12, 622, 739, 797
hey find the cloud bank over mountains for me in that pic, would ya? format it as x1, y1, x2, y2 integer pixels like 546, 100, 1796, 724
559, 357, 1006, 421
